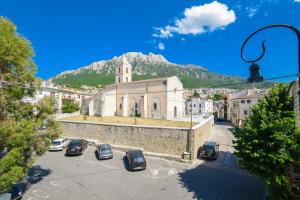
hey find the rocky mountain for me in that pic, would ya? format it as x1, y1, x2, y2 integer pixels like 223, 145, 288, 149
51, 52, 273, 89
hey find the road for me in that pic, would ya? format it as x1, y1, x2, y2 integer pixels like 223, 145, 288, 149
197, 121, 241, 173
20, 123, 265, 200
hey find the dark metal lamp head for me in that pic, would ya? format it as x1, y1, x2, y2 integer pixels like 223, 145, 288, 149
248, 62, 264, 83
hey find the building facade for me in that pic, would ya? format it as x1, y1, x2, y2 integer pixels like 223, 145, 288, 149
22, 81, 93, 113
185, 97, 213, 117
86, 56, 185, 120
227, 89, 267, 127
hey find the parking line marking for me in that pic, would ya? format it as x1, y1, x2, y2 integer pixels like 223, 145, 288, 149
80, 147, 90, 160
146, 161, 156, 179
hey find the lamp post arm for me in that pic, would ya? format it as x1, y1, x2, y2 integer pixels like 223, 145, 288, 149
241, 24, 300, 64
241, 24, 300, 94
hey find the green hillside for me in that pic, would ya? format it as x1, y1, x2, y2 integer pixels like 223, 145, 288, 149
51, 52, 274, 89
52, 69, 273, 89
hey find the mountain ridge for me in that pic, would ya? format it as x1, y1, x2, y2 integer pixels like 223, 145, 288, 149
50, 52, 272, 89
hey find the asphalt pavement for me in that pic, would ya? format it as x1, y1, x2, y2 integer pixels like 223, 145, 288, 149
20, 133, 265, 200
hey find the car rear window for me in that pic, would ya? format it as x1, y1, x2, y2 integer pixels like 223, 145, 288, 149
101, 147, 111, 153
202, 145, 214, 151
69, 141, 81, 147
133, 156, 144, 162
52, 141, 61, 145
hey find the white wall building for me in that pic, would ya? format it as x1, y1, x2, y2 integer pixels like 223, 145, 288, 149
185, 97, 213, 117
22, 81, 93, 113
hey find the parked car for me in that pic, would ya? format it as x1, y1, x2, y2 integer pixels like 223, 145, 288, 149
199, 141, 219, 160
0, 184, 23, 200
49, 138, 70, 151
65, 139, 88, 155
125, 150, 146, 171
96, 144, 113, 160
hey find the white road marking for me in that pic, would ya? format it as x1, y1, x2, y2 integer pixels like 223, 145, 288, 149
32, 190, 50, 199
168, 169, 177, 175
50, 181, 62, 186
153, 169, 159, 177
80, 147, 90, 160
146, 162, 156, 178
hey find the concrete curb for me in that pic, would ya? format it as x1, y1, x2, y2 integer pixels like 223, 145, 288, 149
64, 136, 194, 164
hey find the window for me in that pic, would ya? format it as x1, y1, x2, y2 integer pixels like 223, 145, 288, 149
241, 100, 245, 104
244, 110, 248, 115
199, 104, 201, 108
194, 104, 196, 107
118, 77, 121, 83
247, 100, 251, 103
126, 68, 128, 73
119, 67, 121, 73
120, 103, 122, 109
126, 77, 128, 82
153, 102, 157, 110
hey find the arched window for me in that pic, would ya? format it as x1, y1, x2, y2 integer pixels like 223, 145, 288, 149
153, 102, 157, 110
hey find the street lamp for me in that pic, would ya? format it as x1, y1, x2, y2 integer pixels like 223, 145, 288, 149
241, 24, 300, 197
240, 24, 300, 93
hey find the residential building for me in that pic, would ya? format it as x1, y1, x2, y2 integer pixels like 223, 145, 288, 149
22, 81, 93, 113
185, 97, 213, 117
227, 89, 267, 127
213, 100, 225, 119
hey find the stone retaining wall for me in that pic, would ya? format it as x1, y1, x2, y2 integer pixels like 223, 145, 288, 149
59, 116, 214, 160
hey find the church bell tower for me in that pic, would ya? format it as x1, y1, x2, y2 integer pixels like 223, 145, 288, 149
115, 55, 132, 84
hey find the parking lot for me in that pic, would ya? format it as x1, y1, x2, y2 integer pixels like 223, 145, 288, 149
20, 140, 265, 200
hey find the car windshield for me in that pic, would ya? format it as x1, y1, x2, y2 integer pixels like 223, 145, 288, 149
52, 141, 61, 145
202, 145, 215, 152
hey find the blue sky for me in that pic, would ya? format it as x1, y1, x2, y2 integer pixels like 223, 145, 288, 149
1, 0, 300, 81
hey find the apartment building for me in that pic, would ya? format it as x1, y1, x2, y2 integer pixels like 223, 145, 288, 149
227, 89, 267, 127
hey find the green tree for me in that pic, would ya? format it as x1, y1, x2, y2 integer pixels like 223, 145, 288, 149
233, 84, 300, 199
193, 90, 200, 97
0, 17, 61, 193
212, 94, 224, 101
61, 100, 80, 113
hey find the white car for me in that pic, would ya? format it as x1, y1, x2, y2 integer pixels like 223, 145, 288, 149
49, 138, 70, 151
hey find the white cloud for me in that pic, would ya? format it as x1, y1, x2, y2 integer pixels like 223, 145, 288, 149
153, 1, 236, 39
158, 42, 165, 50
294, 0, 300, 2
246, 6, 258, 18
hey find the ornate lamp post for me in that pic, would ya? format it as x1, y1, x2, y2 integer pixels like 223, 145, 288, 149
241, 24, 300, 93
241, 24, 300, 197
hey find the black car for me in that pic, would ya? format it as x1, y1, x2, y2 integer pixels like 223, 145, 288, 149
65, 139, 88, 155
0, 184, 23, 200
96, 144, 113, 160
199, 141, 219, 160
125, 150, 146, 171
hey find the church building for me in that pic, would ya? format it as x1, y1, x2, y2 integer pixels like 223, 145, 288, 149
86, 56, 185, 120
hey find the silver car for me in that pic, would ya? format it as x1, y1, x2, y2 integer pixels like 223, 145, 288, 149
50, 138, 70, 151
96, 144, 113, 160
